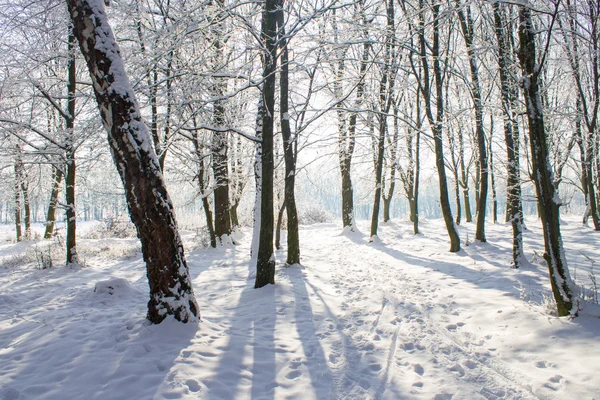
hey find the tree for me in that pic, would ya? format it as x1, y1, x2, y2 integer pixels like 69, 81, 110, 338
254, 0, 278, 288
492, 1, 524, 267
67, 0, 199, 323
276, 0, 300, 265
517, 2, 576, 316
408, 0, 460, 251
370, 0, 397, 240
455, 0, 488, 242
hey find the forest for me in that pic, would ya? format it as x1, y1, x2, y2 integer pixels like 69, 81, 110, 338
1, 0, 600, 398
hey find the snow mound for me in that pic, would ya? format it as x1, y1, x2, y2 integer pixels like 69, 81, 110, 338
340, 225, 362, 237
94, 277, 134, 296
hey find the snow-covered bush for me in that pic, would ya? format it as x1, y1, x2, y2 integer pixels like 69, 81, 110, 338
84, 217, 137, 239
299, 207, 334, 225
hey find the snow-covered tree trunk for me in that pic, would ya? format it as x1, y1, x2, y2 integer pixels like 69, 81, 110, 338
518, 4, 575, 316
44, 167, 63, 239
67, 0, 198, 324
251, 97, 263, 260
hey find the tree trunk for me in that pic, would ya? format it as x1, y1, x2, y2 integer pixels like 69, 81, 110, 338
65, 26, 78, 264
370, 117, 387, 239
275, 201, 285, 250
493, 1, 524, 267
418, 0, 460, 252
14, 159, 22, 243
21, 173, 31, 240
255, 0, 277, 288
458, 128, 473, 223
230, 202, 239, 229
67, 0, 199, 323
456, 1, 488, 241
518, 4, 575, 316
370, 0, 395, 240
190, 116, 216, 248
210, 0, 232, 243
277, 2, 300, 264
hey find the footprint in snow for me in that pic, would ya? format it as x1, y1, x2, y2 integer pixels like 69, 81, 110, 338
413, 363, 424, 376
285, 370, 302, 380
186, 379, 201, 393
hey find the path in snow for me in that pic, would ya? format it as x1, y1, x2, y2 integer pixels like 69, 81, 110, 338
1, 218, 599, 399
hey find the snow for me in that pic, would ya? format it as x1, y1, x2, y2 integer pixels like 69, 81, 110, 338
1, 217, 600, 399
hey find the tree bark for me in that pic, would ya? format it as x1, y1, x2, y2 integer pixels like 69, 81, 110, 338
67, 0, 199, 323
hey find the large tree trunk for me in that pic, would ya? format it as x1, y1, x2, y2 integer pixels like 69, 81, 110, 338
277, 1, 300, 264
67, 0, 198, 324
518, 4, 575, 316
255, 0, 277, 288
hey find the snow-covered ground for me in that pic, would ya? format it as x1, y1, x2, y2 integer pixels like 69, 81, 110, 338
1, 217, 599, 400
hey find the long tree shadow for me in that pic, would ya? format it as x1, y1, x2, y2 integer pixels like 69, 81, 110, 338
0, 277, 198, 400
367, 241, 544, 301
288, 266, 407, 399
285, 266, 333, 396
202, 281, 277, 400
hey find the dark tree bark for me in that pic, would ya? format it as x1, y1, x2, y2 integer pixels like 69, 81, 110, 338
44, 166, 63, 239
276, 1, 300, 264
456, 1, 488, 241
493, 2, 524, 267
518, 4, 575, 316
255, 0, 277, 288
67, 0, 199, 323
